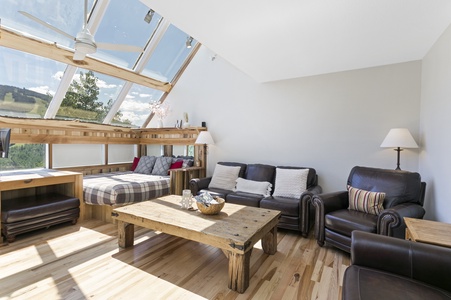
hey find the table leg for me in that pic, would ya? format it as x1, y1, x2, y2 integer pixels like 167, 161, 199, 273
228, 249, 252, 293
117, 221, 134, 248
261, 225, 277, 254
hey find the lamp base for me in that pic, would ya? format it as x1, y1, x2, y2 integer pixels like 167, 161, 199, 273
394, 147, 403, 170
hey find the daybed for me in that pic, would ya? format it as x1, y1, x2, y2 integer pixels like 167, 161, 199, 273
343, 231, 451, 300
190, 162, 322, 236
81, 155, 194, 221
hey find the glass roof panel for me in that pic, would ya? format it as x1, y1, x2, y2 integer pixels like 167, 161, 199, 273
91, 1, 161, 69
55, 68, 126, 124
142, 25, 197, 83
0, 47, 66, 118
112, 85, 164, 128
0, 0, 94, 48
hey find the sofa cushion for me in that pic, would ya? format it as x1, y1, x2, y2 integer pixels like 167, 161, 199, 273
348, 185, 385, 215
245, 164, 275, 182
218, 162, 247, 178
131, 157, 140, 171
260, 196, 300, 217
209, 164, 241, 190
226, 192, 263, 207
273, 168, 309, 199
134, 156, 157, 174
234, 178, 272, 197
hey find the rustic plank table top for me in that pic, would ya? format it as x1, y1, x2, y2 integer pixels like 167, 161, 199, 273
112, 195, 281, 293
404, 217, 451, 248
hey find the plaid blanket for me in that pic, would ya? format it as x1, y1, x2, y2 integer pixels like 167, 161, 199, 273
83, 171, 170, 205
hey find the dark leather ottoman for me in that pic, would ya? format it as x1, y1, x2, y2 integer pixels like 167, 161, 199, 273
1, 193, 80, 242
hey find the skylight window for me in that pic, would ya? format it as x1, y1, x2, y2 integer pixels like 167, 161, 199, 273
0, 0, 200, 128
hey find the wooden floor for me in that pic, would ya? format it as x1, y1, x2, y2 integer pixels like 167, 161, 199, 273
0, 220, 350, 300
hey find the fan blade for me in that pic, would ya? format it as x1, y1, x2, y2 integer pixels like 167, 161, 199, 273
18, 11, 75, 41
97, 42, 143, 53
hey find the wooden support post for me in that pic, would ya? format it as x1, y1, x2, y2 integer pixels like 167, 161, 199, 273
261, 225, 278, 255
117, 221, 134, 248
228, 249, 252, 293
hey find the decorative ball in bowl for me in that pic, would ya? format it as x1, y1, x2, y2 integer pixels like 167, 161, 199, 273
196, 197, 225, 215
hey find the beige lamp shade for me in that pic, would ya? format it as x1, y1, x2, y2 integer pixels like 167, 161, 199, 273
380, 128, 418, 149
195, 131, 215, 145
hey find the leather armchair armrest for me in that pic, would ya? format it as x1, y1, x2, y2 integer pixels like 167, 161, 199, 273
377, 203, 426, 236
189, 177, 212, 195
312, 191, 348, 245
351, 231, 451, 293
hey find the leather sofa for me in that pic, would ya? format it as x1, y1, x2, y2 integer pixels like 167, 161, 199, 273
189, 162, 322, 236
312, 166, 426, 253
343, 231, 451, 300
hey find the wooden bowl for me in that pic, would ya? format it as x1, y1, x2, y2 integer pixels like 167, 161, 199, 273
196, 198, 225, 215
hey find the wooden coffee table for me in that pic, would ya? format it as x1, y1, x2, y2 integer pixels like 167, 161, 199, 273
111, 195, 281, 293
404, 217, 451, 248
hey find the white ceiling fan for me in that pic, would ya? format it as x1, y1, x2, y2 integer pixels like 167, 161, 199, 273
19, 0, 142, 61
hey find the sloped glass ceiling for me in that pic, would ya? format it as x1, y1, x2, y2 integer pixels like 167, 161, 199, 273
0, 0, 198, 128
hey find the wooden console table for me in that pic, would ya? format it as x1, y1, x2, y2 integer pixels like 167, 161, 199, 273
404, 217, 451, 248
0, 169, 84, 243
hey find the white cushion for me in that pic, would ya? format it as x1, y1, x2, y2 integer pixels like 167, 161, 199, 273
273, 168, 309, 199
234, 177, 272, 197
208, 164, 241, 190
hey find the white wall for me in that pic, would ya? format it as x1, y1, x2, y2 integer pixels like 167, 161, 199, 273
163, 47, 422, 193
420, 22, 451, 223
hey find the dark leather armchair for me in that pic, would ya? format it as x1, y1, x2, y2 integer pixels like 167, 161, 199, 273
343, 231, 451, 300
312, 166, 426, 252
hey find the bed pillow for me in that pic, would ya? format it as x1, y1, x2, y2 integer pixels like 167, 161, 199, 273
151, 156, 174, 176
134, 156, 156, 174
234, 177, 272, 197
169, 160, 183, 170
273, 168, 309, 199
130, 157, 140, 171
348, 185, 385, 215
208, 164, 241, 191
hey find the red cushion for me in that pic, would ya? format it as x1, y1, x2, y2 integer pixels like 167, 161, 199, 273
131, 157, 140, 171
169, 160, 183, 170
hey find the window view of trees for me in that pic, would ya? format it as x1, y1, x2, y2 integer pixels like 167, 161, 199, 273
56, 71, 131, 125
0, 144, 45, 171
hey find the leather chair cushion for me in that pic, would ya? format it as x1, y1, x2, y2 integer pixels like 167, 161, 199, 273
347, 166, 422, 208
260, 196, 299, 217
2, 193, 80, 223
343, 265, 451, 300
244, 164, 275, 182
226, 192, 262, 207
325, 209, 377, 237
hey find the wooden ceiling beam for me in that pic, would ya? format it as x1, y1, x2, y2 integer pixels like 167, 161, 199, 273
0, 26, 172, 93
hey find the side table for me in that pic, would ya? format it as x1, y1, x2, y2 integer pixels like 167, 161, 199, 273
404, 217, 451, 248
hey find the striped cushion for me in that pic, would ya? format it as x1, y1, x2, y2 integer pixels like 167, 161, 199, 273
347, 185, 385, 215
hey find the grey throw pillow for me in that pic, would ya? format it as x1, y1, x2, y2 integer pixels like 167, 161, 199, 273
151, 156, 173, 176
134, 156, 157, 174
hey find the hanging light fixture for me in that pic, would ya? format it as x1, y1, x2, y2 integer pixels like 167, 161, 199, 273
186, 36, 193, 48
144, 9, 155, 23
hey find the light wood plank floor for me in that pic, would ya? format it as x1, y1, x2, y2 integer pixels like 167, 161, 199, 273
0, 220, 350, 300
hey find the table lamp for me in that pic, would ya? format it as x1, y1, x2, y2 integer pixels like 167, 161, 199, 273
380, 128, 418, 170
195, 131, 215, 168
